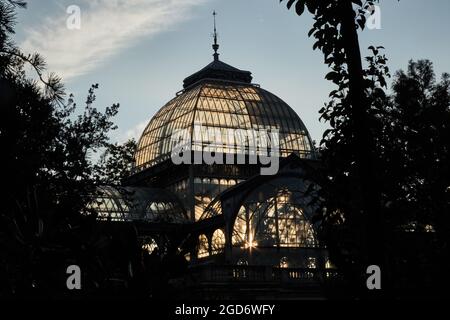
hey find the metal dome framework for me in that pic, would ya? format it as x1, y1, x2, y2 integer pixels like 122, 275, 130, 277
196, 175, 320, 263
134, 81, 315, 171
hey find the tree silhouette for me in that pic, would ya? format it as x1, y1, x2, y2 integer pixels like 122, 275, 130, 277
94, 139, 137, 185
382, 61, 450, 296
0, 0, 64, 101
280, 0, 449, 298
0, 1, 134, 296
280, 0, 390, 296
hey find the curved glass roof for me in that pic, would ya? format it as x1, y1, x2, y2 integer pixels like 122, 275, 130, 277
199, 176, 318, 252
86, 186, 188, 223
135, 81, 314, 171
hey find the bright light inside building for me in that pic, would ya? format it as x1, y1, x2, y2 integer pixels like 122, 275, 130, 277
244, 241, 258, 249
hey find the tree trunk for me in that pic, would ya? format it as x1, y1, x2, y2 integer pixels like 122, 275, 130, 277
339, 0, 387, 297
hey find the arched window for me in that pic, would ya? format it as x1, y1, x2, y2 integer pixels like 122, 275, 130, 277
280, 257, 289, 268
307, 257, 317, 269
237, 258, 248, 266
198, 234, 209, 258
211, 229, 226, 255
232, 189, 318, 249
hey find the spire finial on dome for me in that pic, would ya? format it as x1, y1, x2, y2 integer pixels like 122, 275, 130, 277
212, 10, 219, 61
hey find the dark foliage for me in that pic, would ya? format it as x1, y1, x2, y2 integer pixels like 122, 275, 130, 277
280, 0, 449, 298
0, 1, 148, 297
94, 139, 137, 185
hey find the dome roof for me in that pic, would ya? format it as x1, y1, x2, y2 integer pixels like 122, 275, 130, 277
183, 59, 252, 88
86, 186, 188, 223
134, 59, 314, 171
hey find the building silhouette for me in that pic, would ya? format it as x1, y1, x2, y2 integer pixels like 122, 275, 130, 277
86, 16, 338, 299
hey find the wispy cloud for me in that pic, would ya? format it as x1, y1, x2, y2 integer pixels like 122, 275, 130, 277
20, 0, 206, 81
117, 120, 148, 143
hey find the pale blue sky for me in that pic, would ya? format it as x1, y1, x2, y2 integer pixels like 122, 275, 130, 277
13, 0, 450, 143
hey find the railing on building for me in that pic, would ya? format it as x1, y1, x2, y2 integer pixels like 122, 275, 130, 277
190, 265, 341, 284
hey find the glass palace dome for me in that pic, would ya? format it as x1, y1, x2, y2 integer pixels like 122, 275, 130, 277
134, 58, 315, 172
